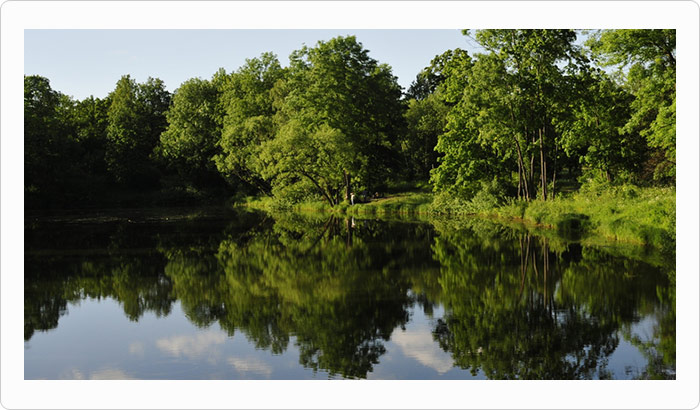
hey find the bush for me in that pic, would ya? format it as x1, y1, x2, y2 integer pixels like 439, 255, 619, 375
430, 179, 506, 215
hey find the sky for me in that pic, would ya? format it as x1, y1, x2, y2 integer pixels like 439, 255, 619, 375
25, 29, 483, 100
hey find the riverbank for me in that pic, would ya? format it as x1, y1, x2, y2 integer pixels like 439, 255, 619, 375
493, 185, 675, 252
240, 184, 675, 252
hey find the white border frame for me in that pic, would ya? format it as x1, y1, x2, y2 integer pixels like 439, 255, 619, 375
2, 1, 699, 409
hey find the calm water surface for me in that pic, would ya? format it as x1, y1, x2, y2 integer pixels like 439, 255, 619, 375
24, 207, 675, 379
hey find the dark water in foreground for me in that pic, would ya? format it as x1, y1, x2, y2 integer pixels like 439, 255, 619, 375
24, 207, 675, 380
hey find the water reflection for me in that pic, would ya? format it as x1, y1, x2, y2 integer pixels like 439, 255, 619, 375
24, 208, 675, 379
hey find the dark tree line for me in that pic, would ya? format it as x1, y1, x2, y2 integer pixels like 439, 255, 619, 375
25, 30, 675, 209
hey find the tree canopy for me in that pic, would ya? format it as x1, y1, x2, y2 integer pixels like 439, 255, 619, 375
258, 36, 405, 206
25, 30, 675, 209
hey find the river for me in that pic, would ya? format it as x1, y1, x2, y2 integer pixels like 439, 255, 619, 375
24, 207, 675, 379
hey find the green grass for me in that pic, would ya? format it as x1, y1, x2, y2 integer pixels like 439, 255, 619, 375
241, 191, 433, 216
491, 185, 675, 250
239, 183, 675, 251
348, 192, 433, 215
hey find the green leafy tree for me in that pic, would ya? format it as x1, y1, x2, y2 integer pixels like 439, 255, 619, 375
402, 95, 449, 181
587, 29, 676, 181
263, 36, 404, 205
70, 95, 112, 189
431, 51, 515, 198
105, 75, 142, 184
215, 53, 286, 195
24, 75, 82, 207
106, 75, 171, 188
159, 76, 226, 188
556, 68, 650, 183
401, 50, 469, 182
431, 30, 585, 201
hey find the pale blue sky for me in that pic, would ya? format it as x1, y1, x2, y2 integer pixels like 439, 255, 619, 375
25, 30, 482, 100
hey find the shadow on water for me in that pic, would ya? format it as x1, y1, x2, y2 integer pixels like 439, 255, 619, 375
24, 207, 675, 379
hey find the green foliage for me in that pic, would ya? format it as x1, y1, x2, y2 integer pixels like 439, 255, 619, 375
25, 30, 676, 217
588, 29, 676, 181
71, 95, 111, 177
106, 75, 171, 188
215, 53, 285, 194
431, 30, 584, 201
261, 36, 404, 206
508, 184, 676, 250
430, 29, 674, 205
159, 76, 225, 188
24, 75, 86, 207
557, 69, 645, 183
402, 94, 448, 180
261, 120, 353, 205
430, 179, 507, 215
406, 48, 471, 101
244, 191, 434, 216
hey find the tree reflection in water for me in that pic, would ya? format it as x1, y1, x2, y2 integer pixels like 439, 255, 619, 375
24, 209, 675, 379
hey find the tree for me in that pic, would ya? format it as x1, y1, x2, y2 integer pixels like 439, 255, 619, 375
261, 36, 404, 206
431, 52, 518, 199
159, 76, 226, 188
557, 69, 645, 183
106, 75, 171, 188
71, 95, 111, 181
587, 29, 676, 182
406, 48, 471, 102
24, 75, 81, 206
215, 53, 286, 195
401, 50, 469, 182
402, 95, 449, 181
431, 30, 584, 201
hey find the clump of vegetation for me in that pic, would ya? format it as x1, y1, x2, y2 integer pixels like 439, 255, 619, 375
430, 179, 507, 215
245, 191, 434, 216
353, 192, 433, 215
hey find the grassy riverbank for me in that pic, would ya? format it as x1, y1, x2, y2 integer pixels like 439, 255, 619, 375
240, 183, 675, 251
494, 185, 675, 250
242, 192, 433, 215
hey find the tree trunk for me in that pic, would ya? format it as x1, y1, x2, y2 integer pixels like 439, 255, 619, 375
299, 170, 334, 207
343, 169, 351, 202
539, 126, 547, 201
551, 139, 557, 200
513, 135, 530, 201
517, 160, 523, 200
530, 133, 536, 198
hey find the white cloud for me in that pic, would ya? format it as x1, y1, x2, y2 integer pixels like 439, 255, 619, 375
60, 368, 85, 380
227, 357, 273, 378
391, 326, 454, 374
60, 367, 133, 380
155, 331, 227, 359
